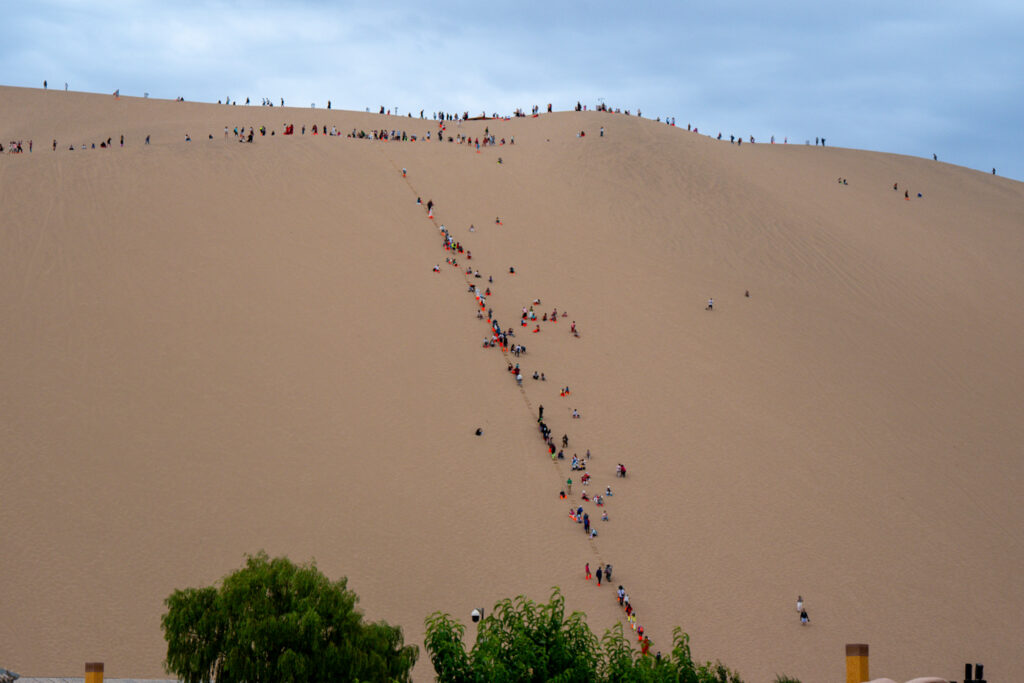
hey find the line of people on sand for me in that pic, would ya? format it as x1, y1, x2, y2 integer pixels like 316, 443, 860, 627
412, 180, 657, 652
613, 582, 653, 653
13, 95, 670, 159
50, 134, 133, 151
23, 88, 1005, 174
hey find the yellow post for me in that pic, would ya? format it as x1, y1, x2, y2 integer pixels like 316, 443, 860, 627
845, 644, 869, 683
85, 662, 104, 683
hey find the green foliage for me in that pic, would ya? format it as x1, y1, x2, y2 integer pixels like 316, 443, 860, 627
773, 676, 802, 683
424, 588, 744, 683
424, 611, 472, 683
162, 552, 417, 683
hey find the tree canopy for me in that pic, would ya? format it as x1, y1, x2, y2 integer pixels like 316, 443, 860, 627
161, 552, 417, 683
424, 588, 744, 683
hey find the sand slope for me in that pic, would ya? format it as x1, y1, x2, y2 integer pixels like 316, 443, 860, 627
2, 86, 1022, 682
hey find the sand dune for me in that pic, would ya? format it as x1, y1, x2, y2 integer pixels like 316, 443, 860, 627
2, 86, 1022, 682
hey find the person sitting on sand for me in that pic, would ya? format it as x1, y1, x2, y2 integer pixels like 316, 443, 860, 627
602, 510, 609, 521
605, 486, 614, 496
800, 609, 809, 625
572, 409, 580, 418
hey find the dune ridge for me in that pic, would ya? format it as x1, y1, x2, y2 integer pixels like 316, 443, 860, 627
2, 86, 1023, 682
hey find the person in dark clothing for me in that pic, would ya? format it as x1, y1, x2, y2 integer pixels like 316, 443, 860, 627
596, 566, 603, 585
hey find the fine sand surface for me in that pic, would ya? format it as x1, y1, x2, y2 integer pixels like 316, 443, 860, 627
2, 86, 1022, 682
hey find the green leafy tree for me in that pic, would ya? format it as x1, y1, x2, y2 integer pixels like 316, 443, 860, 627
425, 588, 743, 683
162, 552, 417, 683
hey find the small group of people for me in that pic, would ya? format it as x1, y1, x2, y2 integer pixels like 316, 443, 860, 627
797, 595, 810, 625
584, 562, 613, 584
571, 506, 597, 537
893, 182, 924, 200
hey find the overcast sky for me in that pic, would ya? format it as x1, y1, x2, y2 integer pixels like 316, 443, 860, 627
4, 0, 1022, 179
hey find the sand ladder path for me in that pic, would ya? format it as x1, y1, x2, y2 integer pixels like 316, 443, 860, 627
381, 150, 646, 645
